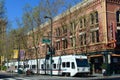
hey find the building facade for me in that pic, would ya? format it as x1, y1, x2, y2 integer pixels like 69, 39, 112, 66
26, 0, 120, 75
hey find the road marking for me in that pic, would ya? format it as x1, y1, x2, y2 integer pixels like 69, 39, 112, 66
0, 78, 29, 80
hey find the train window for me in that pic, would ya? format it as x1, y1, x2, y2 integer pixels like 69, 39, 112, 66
19, 65, 23, 68
62, 62, 65, 68
26, 65, 29, 68
53, 64, 56, 69
32, 65, 36, 69
71, 62, 75, 69
15, 66, 17, 69
76, 59, 89, 67
66, 62, 70, 67
24, 65, 29, 68
41, 64, 44, 69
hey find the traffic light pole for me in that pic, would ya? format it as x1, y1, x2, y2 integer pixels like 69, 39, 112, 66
44, 16, 53, 76
50, 17, 53, 76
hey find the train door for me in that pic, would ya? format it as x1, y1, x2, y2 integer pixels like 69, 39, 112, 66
41, 59, 50, 75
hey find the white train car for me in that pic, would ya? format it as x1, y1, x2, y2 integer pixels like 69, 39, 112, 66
4, 55, 90, 76
5, 61, 24, 73
39, 55, 90, 76
26, 59, 37, 73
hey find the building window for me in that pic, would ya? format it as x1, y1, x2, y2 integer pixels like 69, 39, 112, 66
95, 11, 98, 23
56, 41, 60, 50
70, 22, 76, 35
116, 11, 120, 26
91, 32, 95, 43
96, 30, 99, 42
56, 28, 61, 36
62, 26, 64, 34
71, 22, 75, 30
62, 39, 68, 49
70, 37, 73, 47
79, 33, 86, 46
79, 18, 83, 28
90, 13, 94, 25
83, 17, 86, 27
79, 35, 83, 46
116, 30, 120, 42
83, 34, 86, 45
91, 30, 99, 43
62, 26, 67, 36
90, 11, 98, 25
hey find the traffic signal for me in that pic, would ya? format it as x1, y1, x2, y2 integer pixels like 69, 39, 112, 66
47, 45, 55, 55
46, 54, 50, 60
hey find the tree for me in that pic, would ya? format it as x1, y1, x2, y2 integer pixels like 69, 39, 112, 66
22, 4, 43, 74
19, 0, 84, 74
21, 0, 71, 74
0, 0, 7, 68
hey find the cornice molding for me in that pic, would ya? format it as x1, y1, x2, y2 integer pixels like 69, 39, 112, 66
107, 0, 120, 4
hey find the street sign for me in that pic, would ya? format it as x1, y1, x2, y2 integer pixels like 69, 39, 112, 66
42, 39, 51, 44
47, 52, 51, 55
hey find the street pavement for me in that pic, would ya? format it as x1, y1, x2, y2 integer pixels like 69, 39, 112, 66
0, 71, 120, 80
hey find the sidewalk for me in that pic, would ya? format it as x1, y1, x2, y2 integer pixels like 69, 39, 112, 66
92, 73, 120, 79
1, 71, 120, 80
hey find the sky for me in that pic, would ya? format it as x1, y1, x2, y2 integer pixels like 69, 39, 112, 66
5, 0, 81, 29
5, 0, 40, 29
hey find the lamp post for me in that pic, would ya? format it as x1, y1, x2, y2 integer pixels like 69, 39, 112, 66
44, 16, 53, 76
17, 34, 20, 74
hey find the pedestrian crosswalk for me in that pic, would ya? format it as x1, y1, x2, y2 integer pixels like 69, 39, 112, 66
0, 78, 29, 80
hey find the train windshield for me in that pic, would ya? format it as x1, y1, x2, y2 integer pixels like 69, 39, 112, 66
76, 59, 89, 67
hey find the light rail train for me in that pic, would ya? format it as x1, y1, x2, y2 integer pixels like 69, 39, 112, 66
5, 55, 90, 76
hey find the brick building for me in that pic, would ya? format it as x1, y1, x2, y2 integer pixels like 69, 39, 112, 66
26, 0, 120, 75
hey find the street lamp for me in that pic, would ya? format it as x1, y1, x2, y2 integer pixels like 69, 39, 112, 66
44, 16, 53, 76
